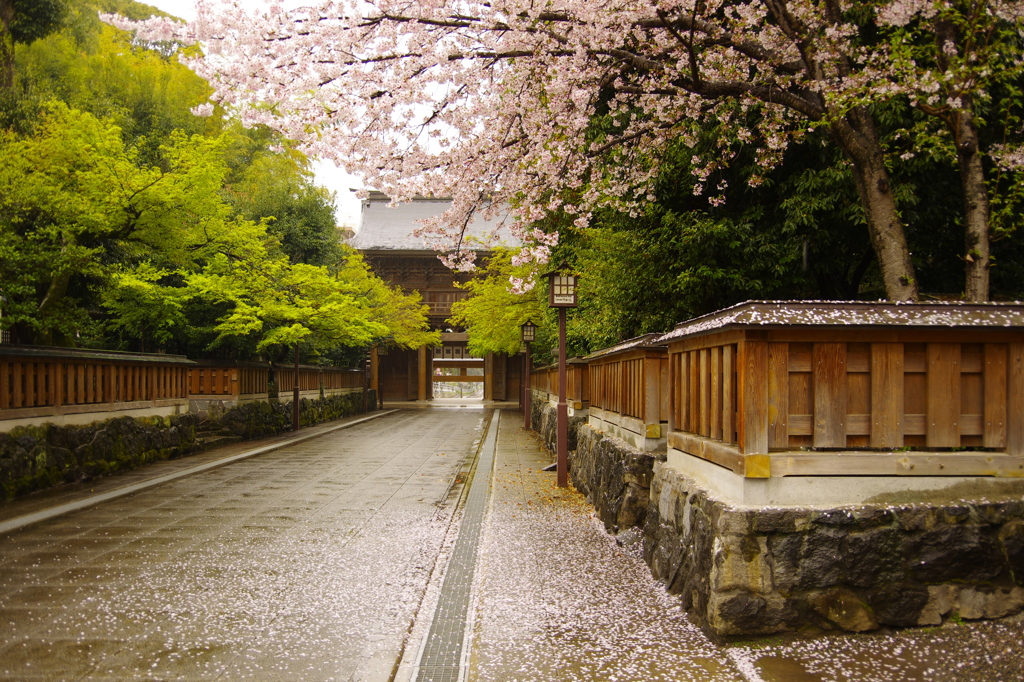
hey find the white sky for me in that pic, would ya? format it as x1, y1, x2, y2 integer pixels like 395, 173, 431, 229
141, 0, 364, 228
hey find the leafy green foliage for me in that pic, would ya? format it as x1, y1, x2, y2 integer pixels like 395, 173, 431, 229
448, 249, 546, 357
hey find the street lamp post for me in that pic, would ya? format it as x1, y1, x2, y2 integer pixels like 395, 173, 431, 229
521, 320, 537, 432
543, 264, 578, 488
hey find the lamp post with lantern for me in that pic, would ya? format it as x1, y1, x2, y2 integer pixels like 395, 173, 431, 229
543, 264, 577, 488
520, 320, 537, 431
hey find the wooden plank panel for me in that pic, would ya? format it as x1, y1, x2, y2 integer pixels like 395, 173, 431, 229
668, 354, 677, 433
926, 343, 961, 448
770, 450, 1024, 478
660, 356, 670, 430
984, 344, 1008, 448
847, 349, 870, 373
870, 343, 904, 448
789, 344, 812, 372
846, 414, 870, 435
710, 347, 722, 440
24, 362, 36, 407
668, 431, 746, 476
689, 351, 699, 434
959, 414, 983, 435
699, 349, 710, 437
51, 362, 61, 408
767, 343, 789, 449
961, 344, 983, 373
0, 361, 9, 409
1008, 344, 1024, 455
962, 373, 983, 426
722, 345, 734, 443
905, 351, 927, 373
848, 373, 870, 416
813, 343, 847, 448
13, 361, 23, 408
677, 353, 688, 432
738, 340, 769, 455
789, 414, 812, 435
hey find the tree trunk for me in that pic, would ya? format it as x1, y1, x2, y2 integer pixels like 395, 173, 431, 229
829, 111, 919, 301
951, 109, 991, 302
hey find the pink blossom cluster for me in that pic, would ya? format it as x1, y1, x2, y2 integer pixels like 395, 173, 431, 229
101, 0, 1022, 272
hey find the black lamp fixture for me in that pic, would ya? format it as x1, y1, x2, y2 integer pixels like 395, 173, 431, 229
520, 319, 537, 343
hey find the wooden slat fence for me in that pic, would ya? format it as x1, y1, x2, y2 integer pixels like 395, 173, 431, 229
586, 337, 669, 449
1, 348, 190, 412
656, 302, 1024, 478
530, 361, 589, 406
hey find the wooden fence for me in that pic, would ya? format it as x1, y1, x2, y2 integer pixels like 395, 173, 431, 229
530, 359, 589, 409
657, 301, 1024, 478
586, 334, 668, 450
1, 346, 367, 430
0, 346, 192, 424
189, 363, 364, 400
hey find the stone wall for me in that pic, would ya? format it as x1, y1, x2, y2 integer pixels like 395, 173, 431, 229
0, 390, 376, 501
569, 423, 1024, 637
529, 392, 586, 453
572, 426, 658, 535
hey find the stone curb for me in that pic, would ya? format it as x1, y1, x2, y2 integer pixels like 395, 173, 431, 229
0, 409, 399, 534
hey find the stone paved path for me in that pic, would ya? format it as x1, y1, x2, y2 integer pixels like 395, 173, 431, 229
0, 408, 487, 681
4, 407, 1024, 682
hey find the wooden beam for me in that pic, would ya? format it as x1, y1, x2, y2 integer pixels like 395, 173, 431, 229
983, 344, 1008, 448
737, 340, 769, 454
1009, 343, 1024, 455
767, 342, 789, 449
870, 343, 904, 448
926, 343, 961, 447
813, 343, 847, 447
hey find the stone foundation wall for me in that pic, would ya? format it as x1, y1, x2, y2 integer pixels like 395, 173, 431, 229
0, 390, 376, 501
529, 393, 586, 453
571, 424, 1024, 637
572, 426, 658, 535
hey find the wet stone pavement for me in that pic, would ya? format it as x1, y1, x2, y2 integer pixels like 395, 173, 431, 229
0, 409, 486, 681
3, 407, 1024, 681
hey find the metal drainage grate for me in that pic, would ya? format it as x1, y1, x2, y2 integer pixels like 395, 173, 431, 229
414, 410, 500, 682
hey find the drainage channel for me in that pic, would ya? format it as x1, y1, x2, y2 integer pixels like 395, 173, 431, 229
410, 409, 500, 682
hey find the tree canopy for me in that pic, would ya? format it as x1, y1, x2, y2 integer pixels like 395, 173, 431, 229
0, 1, 435, 364
106, 0, 1024, 302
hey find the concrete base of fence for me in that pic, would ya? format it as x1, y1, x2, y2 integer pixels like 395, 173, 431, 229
569, 422, 1024, 638
0, 399, 189, 431
588, 406, 666, 453
666, 447, 1024, 508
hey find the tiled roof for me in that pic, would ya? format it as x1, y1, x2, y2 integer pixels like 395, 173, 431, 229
348, 193, 520, 252
657, 300, 1024, 342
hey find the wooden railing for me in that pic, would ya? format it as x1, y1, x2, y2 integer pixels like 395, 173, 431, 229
189, 363, 364, 399
530, 359, 589, 407
658, 301, 1024, 478
586, 335, 668, 449
1, 346, 191, 419
0, 348, 369, 429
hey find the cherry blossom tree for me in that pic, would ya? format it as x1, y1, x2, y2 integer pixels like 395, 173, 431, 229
107, 0, 936, 300
871, 0, 1024, 301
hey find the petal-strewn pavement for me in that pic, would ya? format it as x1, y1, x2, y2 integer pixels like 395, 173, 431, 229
1, 406, 1022, 681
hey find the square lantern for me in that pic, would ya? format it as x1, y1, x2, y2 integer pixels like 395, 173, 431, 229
521, 319, 537, 343
544, 264, 578, 308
